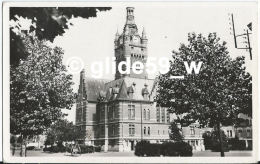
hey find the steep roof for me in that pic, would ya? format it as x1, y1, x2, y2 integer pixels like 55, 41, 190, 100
101, 77, 155, 101
83, 77, 157, 102
84, 78, 110, 102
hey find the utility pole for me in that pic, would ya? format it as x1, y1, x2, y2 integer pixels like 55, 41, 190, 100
141, 103, 143, 140
231, 14, 237, 48
228, 13, 252, 60
246, 29, 252, 60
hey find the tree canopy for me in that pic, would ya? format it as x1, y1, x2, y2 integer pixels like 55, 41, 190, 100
10, 7, 111, 66
155, 33, 252, 156
156, 33, 252, 127
45, 119, 85, 146
10, 35, 75, 137
169, 122, 183, 142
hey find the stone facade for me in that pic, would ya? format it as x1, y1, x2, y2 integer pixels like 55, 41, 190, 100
75, 7, 205, 152
114, 7, 148, 80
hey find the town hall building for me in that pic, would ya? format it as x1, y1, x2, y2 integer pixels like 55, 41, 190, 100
75, 7, 205, 152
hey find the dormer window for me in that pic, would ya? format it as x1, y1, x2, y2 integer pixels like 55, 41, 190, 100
142, 83, 149, 100
127, 82, 136, 99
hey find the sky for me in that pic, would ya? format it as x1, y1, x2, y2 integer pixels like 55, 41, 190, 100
12, 3, 257, 123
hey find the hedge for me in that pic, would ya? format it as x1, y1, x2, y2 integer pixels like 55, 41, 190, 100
211, 141, 229, 152
228, 138, 246, 150
43, 144, 101, 153
79, 145, 102, 153
43, 145, 66, 153
26, 146, 36, 150
135, 141, 192, 157
134, 140, 150, 156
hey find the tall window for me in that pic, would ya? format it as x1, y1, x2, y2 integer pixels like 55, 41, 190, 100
112, 125, 115, 136
129, 124, 135, 136
190, 126, 195, 135
166, 110, 170, 123
156, 107, 160, 122
112, 108, 115, 119
227, 130, 230, 137
101, 126, 104, 136
143, 109, 146, 120
148, 127, 150, 135
147, 109, 150, 120
109, 104, 116, 120
107, 106, 110, 118
227, 130, 232, 137
144, 127, 146, 135
161, 108, 165, 122
108, 106, 111, 120
100, 107, 104, 121
128, 105, 135, 120
247, 129, 251, 137
238, 129, 242, 138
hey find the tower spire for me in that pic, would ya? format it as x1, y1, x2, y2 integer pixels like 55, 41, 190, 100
142, 27, 147, 39
115, 28, 119, 40
126, 7, 135, 24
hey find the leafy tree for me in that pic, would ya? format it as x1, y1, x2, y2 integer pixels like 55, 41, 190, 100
44, 131, 56, 147
10, 7, 111, 66
202, 129, 228, 151
45, 119, 85, 146
10, 35, 75, 156
210, 128, 229, 152
169, 122, 183, 142
202, 131, 212, 150
155, 33, 252, 156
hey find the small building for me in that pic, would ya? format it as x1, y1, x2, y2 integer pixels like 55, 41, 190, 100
181, 123, 205, 151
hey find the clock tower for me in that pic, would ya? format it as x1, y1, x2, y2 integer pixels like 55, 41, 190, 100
114, 7, 148, 80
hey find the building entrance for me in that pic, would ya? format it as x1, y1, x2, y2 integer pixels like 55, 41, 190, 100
130, 141, 134, 151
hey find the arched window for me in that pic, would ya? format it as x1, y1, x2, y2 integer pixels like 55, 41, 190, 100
147, 109, 150, 120
144, 127, 146, 135
143, 109, 146, 120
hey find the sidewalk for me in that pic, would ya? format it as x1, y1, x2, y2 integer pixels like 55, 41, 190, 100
11, 150, 252, 157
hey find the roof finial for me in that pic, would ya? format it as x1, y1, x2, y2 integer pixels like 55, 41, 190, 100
142, 27, 147, 39
116, 27, 119, 35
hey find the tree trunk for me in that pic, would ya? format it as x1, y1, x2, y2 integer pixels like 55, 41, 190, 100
20, 135, 23, 157
19, 135, 27, 157
24, 142, 27, 157
12, 142, 16, 156
217, 122, 225, 157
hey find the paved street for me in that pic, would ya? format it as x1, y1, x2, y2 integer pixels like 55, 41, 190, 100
11, 150, 252, 157
193, 150, 252, 157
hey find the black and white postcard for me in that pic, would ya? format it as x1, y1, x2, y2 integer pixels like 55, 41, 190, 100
2, 1, 259, 163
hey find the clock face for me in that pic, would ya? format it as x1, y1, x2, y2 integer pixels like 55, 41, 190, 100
128, 15, 134, 21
